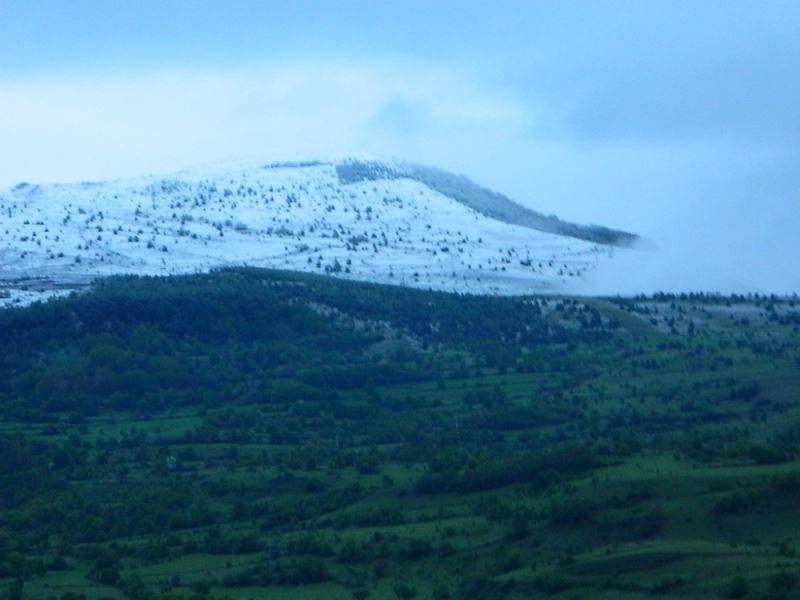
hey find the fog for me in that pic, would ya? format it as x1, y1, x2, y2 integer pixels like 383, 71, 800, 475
0, 1, 797, 294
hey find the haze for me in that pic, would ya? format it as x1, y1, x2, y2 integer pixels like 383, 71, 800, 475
1, 1, 797, 294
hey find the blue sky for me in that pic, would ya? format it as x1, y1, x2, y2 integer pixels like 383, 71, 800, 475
0, 1, 798, 292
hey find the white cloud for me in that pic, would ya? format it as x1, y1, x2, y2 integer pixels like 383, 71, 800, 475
0, 61, 528, 186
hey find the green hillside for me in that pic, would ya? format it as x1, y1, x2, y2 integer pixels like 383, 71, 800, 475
1, 269, 799, 599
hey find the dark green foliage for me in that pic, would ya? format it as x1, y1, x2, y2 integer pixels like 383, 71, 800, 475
545, 498, 597, 528
611, 507, 665, 541
392, 582, 417, 599
766, 571, 799, 599
725, 575, 749, 598
751, 444, 791, 464
0, 269, 607, 417
416, 445, 598, 494
0, 270, 799, 598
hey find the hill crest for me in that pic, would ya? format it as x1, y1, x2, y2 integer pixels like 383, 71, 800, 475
0, 159, 636, 302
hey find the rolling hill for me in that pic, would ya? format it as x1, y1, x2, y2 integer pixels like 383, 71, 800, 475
0, 159, 637, 307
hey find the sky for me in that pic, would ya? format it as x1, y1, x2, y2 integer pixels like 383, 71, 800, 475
0, 0, 798, 293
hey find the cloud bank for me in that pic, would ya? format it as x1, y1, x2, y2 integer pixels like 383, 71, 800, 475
0, 57, 797, 294
0, 62, 526, 186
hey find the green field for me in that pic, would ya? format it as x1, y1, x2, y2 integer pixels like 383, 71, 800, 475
1, 269, 799, 599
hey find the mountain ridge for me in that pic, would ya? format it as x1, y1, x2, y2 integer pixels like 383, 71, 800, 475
0, 158, 635, 304
335, 159, 638, 247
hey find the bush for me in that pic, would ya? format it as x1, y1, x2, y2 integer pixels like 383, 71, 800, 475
751, 445, 790, 465
767, 571, 799, 598
725, 575, 749, 599
393, 583, 417, 599
544, 499, 596, 527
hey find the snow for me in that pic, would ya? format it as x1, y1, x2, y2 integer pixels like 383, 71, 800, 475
0, 287, 74, 310
0, 160, 625, 300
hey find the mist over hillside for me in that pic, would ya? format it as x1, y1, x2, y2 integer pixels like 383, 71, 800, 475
336, 160, 638, 247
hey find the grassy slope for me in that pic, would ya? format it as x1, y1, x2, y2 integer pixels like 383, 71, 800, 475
0, 270, 799, 599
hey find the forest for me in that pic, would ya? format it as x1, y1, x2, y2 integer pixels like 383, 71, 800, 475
1, 268, 800, 599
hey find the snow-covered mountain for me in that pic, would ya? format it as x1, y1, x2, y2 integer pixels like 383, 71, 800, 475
0, 159, 637, 305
